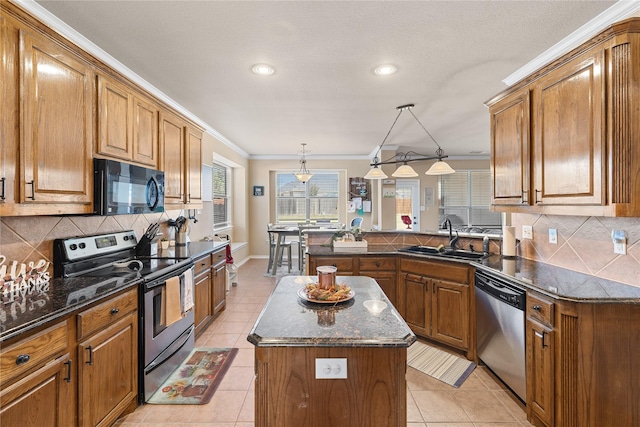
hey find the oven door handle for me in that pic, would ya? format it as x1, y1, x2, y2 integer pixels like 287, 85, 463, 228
144, 325, 194, 374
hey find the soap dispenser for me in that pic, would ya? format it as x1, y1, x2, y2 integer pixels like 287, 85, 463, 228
482, 236, 490, 255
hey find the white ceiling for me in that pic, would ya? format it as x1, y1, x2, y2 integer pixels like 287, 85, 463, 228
30, 1, 634, 160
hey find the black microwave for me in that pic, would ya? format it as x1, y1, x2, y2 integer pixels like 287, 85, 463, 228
94, 158, 165, 215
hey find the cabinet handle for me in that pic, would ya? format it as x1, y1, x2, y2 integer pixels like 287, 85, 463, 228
64, 359, 72, 383
332, 263, 337, 267
86, 346, 93, 365
187, 193, 191, 203
110, 308, 119, 315
521, 189, 528, 204
15, 354, 30, 365
535, 330, 548, 348
532, 305, 541, 311
27, 180, 35, 200
375, 262, 380, 267
0, 177, 5, 201
534, 189, 542, 204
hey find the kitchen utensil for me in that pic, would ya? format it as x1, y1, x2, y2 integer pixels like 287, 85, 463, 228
136, 223, 160, 256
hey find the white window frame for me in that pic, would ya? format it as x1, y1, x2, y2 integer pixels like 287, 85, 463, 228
275, 171, 340, 224
212, 162, 231, 230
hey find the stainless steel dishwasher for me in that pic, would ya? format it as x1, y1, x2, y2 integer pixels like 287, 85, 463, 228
475, 269, 527, 402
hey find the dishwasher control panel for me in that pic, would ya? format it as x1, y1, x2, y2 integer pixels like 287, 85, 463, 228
475, 269, 526, 310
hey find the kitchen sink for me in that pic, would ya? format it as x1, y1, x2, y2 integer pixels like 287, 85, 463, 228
399, 245, 488, 261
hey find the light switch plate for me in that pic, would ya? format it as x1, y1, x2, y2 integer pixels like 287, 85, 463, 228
549, 229, 557, 244
315, 358, 347, 379
522, 225, 533, 239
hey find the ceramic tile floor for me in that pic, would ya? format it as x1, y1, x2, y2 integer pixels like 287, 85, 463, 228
115, 259, 534, 427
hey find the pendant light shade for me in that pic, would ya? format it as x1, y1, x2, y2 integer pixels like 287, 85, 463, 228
294, 143, 313, 182
364, 165, 388, 180
425, 159, 456, 175
365, 104, 455, 179
392, 163, 418, 177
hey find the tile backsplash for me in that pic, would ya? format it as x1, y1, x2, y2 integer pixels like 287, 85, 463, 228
0, 211, 184, 275
513, 214, 640, 288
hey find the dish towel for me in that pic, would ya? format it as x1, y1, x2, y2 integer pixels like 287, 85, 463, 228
165, 276, 182, 327
182, 268, 194, 313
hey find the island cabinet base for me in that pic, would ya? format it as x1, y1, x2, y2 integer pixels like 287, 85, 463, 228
254, 346, 407, 427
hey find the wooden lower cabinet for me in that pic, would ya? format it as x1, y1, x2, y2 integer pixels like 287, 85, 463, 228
194, 247, 228, 337
77, 289, 138, 427
526, 318, 554, 427
194, 253, 213, 336
0, 321, 74, 427
398, 257, 472, 358
255, 346, 407, 427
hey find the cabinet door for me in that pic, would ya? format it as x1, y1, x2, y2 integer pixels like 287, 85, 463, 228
20, 29, 93, 207
401, 273, 431, 337
185, 125, 202, 205
1, 16, 17, 207
526, 319, 554, 427
78, 313, 137, 427
360, 270, 396, 307
194, 269, 212, 336
532, 49, 605, 206
132, 94, 158, 167
0, 354, 74, 427
490, 89, 531, 205
160, 109, 185, 207
213, 262, 227, 315
97, 75, 132, 161
431, 279, 469, 350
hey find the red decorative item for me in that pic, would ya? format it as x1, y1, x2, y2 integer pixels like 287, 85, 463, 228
401, 215, 412, 229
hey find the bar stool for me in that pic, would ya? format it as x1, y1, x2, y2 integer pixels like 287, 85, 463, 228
267, 226, 292, 274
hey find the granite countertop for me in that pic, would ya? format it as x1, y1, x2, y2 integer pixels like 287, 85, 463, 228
1, 275, 142, 342
473, 255, 640, 303
307, 244, 640, 302
1, 241, 229, 343
247, 275, 416, 348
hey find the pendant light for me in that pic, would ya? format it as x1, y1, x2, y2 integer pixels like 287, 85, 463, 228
294, 143, 313, 182
364, 104, 455, 179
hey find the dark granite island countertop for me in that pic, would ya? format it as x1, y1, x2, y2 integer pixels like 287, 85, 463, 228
248, 275, 415, 348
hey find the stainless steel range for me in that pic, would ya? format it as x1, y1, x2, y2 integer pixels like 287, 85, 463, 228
53, 230, 195, 403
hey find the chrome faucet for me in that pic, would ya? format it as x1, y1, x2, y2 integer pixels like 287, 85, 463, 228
442, 219, 459, 251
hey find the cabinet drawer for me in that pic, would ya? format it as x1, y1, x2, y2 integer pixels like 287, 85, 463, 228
194, 254, 212, 276
400, 257, 469, 284
359, 257, 396, 271
77, 288, 138, 340
212, 247, 227, 267
314, 257, 354, 273
527, 293, 554, 327
0, 320, 68, 386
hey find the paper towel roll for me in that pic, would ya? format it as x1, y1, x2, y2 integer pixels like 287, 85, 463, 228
503, 258, 517, 276
502, 226, 517, 257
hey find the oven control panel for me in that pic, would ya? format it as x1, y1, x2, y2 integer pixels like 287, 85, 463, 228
59, 231, 138, 261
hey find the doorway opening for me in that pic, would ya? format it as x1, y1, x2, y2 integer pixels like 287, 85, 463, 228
395, 179, 420, 231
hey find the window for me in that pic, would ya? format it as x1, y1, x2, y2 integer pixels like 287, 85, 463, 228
212, 162, 231, 228
275, 172, 339, 223
438, 170, 501, 232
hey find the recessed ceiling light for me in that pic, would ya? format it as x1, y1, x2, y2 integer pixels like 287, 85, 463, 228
374, 64, 397, 76
252, 64, 275, 75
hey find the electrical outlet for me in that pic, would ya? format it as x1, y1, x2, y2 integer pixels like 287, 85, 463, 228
612, 230, 627, 255
522, 225, 533, 239
614, 241, 627, 255
315, 358, 347, 379
549, 228, 557, 244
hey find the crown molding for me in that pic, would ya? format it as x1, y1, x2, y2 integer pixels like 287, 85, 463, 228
503, 0, 640, 86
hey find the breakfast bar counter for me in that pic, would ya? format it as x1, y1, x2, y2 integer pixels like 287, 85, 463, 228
247, 275, 415, 427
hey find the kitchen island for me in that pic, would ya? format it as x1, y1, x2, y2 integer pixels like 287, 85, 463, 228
247, 275, 415, 427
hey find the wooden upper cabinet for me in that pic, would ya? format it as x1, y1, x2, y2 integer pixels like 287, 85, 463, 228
185, 125, 203, 205
132, 94, 158, 167
19, 28, 93, 209
532, 50, 605, 207
97, 74, 158, 168
97, 75, 131, 160
0, 16, 16, 207
490, 89, 530, 206
160, 109, 185, 207
487, 19, 640, 216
